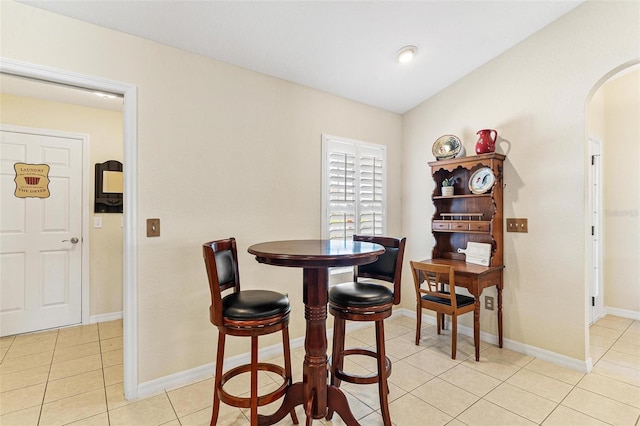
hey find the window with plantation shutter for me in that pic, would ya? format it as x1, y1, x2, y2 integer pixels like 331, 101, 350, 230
322, 135, 386, 242
327, 150, 356, 240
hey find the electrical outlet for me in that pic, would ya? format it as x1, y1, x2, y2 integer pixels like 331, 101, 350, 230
506, 218, 528, 233
146, 218, 160, 237
484, 296, 494, 311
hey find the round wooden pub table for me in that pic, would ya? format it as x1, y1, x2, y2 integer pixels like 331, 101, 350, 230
248, 240, 384, 426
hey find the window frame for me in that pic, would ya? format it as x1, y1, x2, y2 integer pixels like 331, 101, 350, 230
321, 134, 387, 241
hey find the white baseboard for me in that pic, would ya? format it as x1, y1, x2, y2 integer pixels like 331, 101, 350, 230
138, 361, 215, 399
135, 310, 404, 399
396, 308, 591, 373
137, 332, 307, 399
135, 308, 590, 399
606, 306, 640, 321
89, 311, 123, 324
501, 335, 592, 373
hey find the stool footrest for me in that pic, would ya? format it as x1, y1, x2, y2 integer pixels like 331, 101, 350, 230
332, 348, 391, 385
219, 362, 290, 408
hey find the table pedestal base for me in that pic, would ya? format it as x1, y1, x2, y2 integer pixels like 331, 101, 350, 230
257, 383, 359, 425
258, 267, 360, 425
248, 241, 384, 426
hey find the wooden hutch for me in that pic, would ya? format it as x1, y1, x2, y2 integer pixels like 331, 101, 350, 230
426, 152, 505, 360
429, 152, 505, 266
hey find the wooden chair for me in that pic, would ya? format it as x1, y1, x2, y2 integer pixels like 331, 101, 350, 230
202, 238, 298, 426
411, 261, 475, 359
327, 235, 406, 426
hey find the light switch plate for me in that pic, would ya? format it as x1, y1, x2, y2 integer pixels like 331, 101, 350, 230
506, 218, 528, 233
147, 218, 160, 237
94, 216, 102, 228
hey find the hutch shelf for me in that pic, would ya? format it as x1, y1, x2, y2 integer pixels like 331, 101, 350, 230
428, 152, 505, 267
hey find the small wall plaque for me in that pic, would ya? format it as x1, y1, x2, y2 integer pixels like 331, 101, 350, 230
14, 163, 50, 199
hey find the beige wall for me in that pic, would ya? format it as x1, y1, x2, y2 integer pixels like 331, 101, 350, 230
0, 1, 402, 383
2, 0, 639, 386
402, 1, 639, 361
0, 93, 124, 317
602, 70, 640, 312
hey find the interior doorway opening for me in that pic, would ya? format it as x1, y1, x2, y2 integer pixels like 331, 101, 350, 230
0, 58, 139, 400
585, 61, 640, 365
1, 73, 125, 332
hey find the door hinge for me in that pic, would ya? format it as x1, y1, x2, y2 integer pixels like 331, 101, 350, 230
592, 296, 595, 307
592, 226, 595, 236
592, 155, 595, 165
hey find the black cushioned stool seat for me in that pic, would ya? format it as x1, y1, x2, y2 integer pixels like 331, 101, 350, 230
203, 238, 298, 426
223, 290, 290, 320
327, 235, 406, 426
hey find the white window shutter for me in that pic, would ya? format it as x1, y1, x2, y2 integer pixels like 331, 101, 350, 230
322, 135, 386, 241
358, 153, 384, 236
328, 151, 356, 240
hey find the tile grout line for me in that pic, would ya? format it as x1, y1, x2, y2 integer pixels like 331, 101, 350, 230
380, 329, 520, 425
547, 319, 636, 426
37, 329, 59, 426
164, 389, 183, 425
97, 323, 112, 426
549, 319, 637, 425
452, 357, 532, 425
425, 324, 632, 426
591, 320, 640, 386
0, 335, 16, 365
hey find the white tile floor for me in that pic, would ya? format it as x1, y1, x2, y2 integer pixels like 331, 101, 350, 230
1, 315, 639, 425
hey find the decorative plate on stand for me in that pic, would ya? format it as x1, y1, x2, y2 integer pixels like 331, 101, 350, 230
432, 135, 464, 160
468, 167, 496, 194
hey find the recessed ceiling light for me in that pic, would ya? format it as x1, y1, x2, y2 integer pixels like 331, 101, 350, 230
397, 45, 417, 64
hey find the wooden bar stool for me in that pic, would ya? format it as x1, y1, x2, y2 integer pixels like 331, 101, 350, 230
327, 235, 406, 426
202, 238, 298, 426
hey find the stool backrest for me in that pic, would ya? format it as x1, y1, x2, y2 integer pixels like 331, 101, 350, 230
203, 237, 241, 326
353, 235, 406, 305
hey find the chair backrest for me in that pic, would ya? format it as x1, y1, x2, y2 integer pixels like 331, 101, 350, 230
353, 235, 407, 305
203, 238, 241, 326
410, 261, 458, 309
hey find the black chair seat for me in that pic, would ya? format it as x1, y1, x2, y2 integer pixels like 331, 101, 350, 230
223, 290, 290, 320
421, 291, 474, 308
329, 282, 394, 307
327, 236, 406, 426
203, 238, 297, 425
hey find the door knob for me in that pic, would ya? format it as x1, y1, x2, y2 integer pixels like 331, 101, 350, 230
62, 237, 80, 244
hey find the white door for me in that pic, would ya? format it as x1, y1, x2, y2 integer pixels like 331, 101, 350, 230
1, 127, 84, 337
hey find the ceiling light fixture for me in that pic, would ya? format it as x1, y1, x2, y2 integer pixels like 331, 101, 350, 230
397, 45, 417, 64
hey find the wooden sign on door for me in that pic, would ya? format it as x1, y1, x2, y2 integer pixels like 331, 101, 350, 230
13, 162, 50, 198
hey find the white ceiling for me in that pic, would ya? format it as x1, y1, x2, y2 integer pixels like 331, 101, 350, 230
13, 1, 583, 113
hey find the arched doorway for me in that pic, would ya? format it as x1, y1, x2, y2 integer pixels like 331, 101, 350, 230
585, 61, 640, 364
